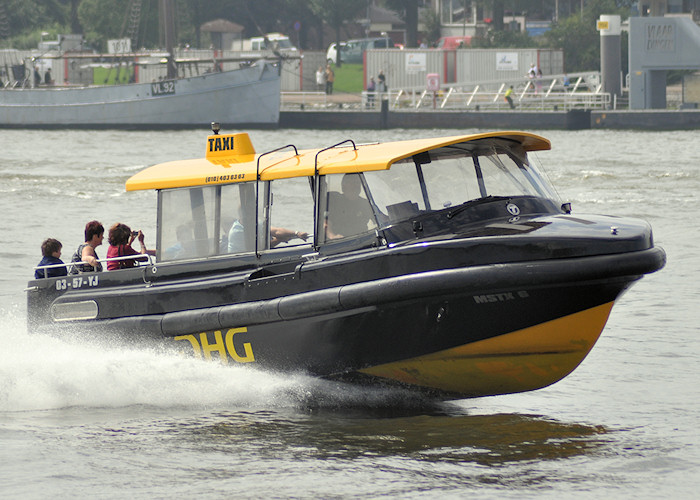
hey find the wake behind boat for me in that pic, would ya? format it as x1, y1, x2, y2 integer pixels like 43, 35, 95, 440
27, 127, 665, 398
0, 61, 280, 128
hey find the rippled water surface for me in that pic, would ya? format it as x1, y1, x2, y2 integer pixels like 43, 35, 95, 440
0, 128, 698, 498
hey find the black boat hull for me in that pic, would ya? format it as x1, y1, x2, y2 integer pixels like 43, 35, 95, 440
31, 245, 664, 397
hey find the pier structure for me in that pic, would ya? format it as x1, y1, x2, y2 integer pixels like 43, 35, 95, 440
629, 16, 700, 109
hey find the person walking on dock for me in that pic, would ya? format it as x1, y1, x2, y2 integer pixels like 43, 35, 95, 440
504, 86, 515, 109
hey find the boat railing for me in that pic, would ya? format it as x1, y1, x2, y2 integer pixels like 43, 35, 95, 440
101, 254, 156, 269
32, 262, 75, 279
33, 254, 156, 278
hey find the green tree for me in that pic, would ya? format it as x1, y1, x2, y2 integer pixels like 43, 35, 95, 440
308, 0, 365, 66
382, 0, 419, 47
544, 0, 628, 72
280, 0, 321, 50
420, 6, 441, 46
78, 0, 135, 51
0, 0, 73, 47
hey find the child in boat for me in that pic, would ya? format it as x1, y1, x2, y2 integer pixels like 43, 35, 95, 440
106, 223, 156, 270
35, 238, 68, 279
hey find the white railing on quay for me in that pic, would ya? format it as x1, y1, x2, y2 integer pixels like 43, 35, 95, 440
281, 72, 613, 112
396, 90, 611, 111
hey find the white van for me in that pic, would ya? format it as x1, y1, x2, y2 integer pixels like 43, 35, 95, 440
236, 33, 296, 52
326, 42, 346, 64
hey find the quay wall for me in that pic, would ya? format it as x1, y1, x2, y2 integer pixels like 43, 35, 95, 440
280, 109, 700, 131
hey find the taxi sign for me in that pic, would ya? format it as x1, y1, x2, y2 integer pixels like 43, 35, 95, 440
205, 133, 256, 160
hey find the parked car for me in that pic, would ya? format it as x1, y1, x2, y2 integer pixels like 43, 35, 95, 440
436, 36, 472, 49
326, 37, 395, 64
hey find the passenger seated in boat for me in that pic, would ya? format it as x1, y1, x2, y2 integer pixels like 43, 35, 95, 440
106, 223, 156, 270
164, 224, 196, 260
227, 218, 247, 253
70, 220, 104, 274
227, 218, 308, 253
325, 173, 375, 239
35, 238, 68, 279
270, 227, 309, 247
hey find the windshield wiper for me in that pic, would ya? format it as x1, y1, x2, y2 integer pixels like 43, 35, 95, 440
446, 196, 511, 219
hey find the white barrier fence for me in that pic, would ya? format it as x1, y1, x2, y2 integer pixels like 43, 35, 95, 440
282, 72, 614, 112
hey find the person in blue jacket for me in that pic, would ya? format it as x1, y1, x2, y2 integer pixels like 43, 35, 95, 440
35, 238, 68, 279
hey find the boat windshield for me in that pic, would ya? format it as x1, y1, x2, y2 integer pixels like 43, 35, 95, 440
363, 138, 559, 227
317, 139, 557, 244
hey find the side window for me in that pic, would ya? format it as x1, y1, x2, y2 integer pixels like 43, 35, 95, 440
159, 186, 219, 261
267, 177, 314, 249
319, 173, 377, 243
220, 182, 256, 255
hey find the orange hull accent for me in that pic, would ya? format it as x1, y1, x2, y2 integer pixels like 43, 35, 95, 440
359, 302, 615, 397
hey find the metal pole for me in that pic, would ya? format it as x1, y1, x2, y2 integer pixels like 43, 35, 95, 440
598, 15, 621, 101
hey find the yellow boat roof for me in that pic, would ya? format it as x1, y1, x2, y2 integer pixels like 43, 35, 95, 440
125, 131, 551, 192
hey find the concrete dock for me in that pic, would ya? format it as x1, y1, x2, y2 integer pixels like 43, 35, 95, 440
281, 105, 700, 131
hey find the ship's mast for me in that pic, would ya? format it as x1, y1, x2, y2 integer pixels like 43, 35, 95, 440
159, 0, 177, 79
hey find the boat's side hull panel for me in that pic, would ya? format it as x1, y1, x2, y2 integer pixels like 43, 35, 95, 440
358, 302, 614, 396
162, 276, 628, 397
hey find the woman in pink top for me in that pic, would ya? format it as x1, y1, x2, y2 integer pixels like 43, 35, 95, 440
106, 223, 156, 271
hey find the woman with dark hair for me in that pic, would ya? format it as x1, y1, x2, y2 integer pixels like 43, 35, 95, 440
106, 223, 156, 271
70, 220, 104, 274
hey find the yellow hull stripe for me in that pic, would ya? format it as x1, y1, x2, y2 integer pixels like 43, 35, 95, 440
359, 301, 615, 397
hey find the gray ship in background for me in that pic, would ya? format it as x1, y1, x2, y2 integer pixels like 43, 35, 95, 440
0, 0, 283, 130
0, 55, 281, 128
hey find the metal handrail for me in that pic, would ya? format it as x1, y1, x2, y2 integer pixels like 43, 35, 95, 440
282, 72, 607, 112
33, 252, 157, 278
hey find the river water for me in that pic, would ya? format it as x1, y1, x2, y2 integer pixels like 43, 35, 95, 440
0, 127, 697, 498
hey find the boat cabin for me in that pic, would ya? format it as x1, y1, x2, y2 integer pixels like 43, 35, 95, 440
124, 129, 558, 264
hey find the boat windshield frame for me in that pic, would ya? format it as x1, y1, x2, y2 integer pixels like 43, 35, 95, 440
315, 138, 560, 245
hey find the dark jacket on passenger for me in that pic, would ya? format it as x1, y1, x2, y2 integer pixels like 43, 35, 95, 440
35, 256, 68, 279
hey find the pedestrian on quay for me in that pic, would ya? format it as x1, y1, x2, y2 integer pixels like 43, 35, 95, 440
377, 70, 387, 92
315, 66, 326, 92
325, 65, 335, 95
366, 77, 376, 108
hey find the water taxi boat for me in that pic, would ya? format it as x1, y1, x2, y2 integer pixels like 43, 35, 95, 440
27, 127, 665, 398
